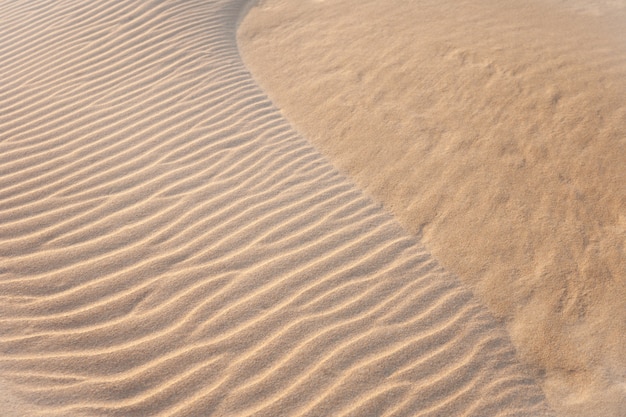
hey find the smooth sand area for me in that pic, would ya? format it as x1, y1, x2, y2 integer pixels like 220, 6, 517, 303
0, 0, 555, 416
238, 0, 626, 416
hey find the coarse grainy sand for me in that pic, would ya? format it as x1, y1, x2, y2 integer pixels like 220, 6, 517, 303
237, 0, 626, 416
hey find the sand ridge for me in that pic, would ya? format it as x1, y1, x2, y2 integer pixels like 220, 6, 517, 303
0, 0, 553, 416
237, 0, 626, 415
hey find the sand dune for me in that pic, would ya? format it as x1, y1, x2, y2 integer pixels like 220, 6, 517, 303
0, 0, 554, 416
238, 1, 626, 416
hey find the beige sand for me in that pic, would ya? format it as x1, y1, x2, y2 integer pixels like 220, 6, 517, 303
238, 0, 626, 415
0, 0, 554, 416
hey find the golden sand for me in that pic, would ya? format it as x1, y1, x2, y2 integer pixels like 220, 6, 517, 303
0, 0, 556, 415
238, 0, 626, 415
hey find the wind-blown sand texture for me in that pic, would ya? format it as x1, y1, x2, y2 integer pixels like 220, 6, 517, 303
0, 0, 556, 416
238, 0, 626, 416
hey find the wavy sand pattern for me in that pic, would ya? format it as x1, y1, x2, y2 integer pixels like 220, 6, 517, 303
238, 1, 626, 415
0, 0, 553, 416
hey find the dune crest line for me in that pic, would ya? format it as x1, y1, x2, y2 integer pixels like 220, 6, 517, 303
1, 1, 553, 416
237, 0, 626, 415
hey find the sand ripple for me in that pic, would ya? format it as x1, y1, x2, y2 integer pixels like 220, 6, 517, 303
1, 1, 553, 415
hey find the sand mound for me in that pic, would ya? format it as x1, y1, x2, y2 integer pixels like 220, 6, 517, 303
0, 0, 552, 415
238, 0, 626, 415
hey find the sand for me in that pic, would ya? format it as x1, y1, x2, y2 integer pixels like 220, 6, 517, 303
237, 0, 626, 416
0, 0, 556, 416
0, 0, 623, 417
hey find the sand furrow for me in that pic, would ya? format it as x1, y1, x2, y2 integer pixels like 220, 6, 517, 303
238, 0, 626, 415
0, 0, 555, 416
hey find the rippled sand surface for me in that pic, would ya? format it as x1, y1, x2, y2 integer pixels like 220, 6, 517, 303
238, 0, 626, 415
0, 1, 556, 416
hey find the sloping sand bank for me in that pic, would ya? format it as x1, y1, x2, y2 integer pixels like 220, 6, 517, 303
0, 0, 553, 416
238, 0, 626, 416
